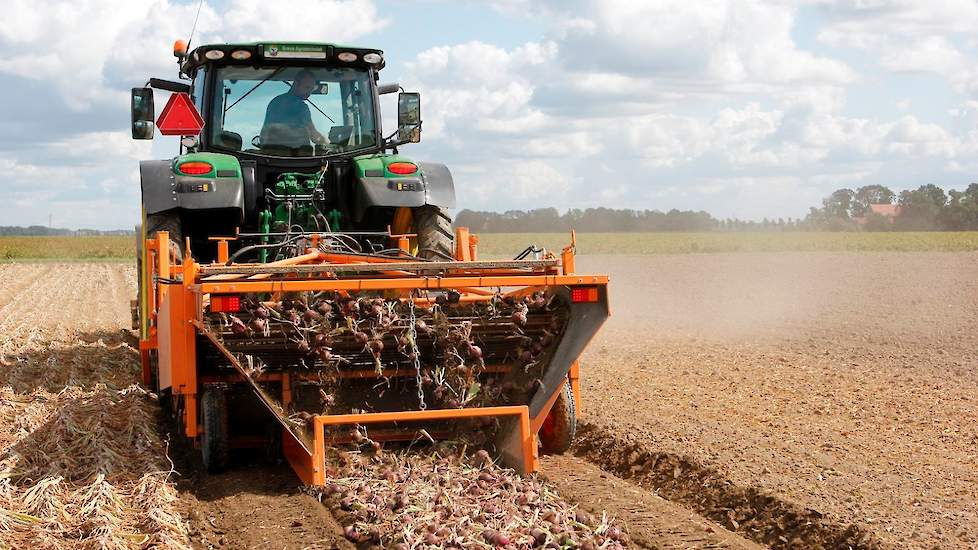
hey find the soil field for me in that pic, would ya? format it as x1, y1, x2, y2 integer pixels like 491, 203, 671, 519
1, 253, 974, 548
573, 253, 978, 549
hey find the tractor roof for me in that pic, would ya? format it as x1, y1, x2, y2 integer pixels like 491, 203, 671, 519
182, 41, 386, 73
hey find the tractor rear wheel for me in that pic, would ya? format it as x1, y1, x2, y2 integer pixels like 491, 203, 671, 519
201, 388, 229, 473
539, 380, 576, 454
138, 210, 184, 328
145, 210, 184, 262
414, 205, 454, 260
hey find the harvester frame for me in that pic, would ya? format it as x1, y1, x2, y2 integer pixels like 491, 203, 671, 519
139, 228, 606, 480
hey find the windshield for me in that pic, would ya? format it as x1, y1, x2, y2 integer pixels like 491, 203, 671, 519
209, 66, 377, 158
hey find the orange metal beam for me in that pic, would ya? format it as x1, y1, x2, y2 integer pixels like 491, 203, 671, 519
197, 274, 608, 294
203, 251, 326, 281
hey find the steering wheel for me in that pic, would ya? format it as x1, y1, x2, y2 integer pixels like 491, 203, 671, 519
251, 135, 262, 148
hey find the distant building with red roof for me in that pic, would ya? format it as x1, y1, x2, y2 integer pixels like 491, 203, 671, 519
868, 204, 901, 217
854, 204, 901, 226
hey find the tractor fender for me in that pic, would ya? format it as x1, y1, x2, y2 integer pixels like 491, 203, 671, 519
140, 158, 244, 219
418, 162, 457, 209
352, 161, 457, 222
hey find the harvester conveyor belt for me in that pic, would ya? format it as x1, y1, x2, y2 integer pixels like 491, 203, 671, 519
199, 258, 559, 276
193, 319, 313, 454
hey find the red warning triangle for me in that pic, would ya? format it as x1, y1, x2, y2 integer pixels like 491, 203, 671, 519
157, 92, 205, 136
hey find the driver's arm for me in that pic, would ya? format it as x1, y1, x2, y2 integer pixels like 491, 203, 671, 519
307, 123, 327, 145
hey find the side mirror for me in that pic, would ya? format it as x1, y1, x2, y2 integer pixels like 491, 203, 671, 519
131, 88, 155, 140
397, 92, 421, 144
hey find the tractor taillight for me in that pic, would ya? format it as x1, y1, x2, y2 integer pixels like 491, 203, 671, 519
211, 295, 241, 312
387, 162, 418, 175
571, 286, 600, 303
177, 161, 213, 175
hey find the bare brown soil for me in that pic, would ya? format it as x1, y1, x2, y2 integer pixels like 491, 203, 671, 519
4, 254, 973, 549
573, 253, 978, 549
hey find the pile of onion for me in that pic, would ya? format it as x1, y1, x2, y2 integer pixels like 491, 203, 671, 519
312, 445, 629, 548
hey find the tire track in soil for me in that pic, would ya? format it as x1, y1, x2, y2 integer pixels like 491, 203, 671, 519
571, 423, 883, 550
541, 455, 763, 550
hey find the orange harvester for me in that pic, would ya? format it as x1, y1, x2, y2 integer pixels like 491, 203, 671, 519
138, 228, 609, 484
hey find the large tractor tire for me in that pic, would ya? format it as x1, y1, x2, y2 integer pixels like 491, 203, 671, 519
414, 205, 454, 260
201, 388, 230, 473
539, 380, 577, 454
145, 210, 184, 262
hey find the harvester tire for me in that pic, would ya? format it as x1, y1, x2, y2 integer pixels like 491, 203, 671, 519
145, 211, 184, 263
414, 205, 454, 260
539, 380, 576, 454
201, 388, 229, 473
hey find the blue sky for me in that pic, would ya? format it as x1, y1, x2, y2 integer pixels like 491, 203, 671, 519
2, 0, 978, 229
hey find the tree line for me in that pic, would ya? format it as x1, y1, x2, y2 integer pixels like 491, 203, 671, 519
457, 183, 978, 232
0, 226, 134, 236
455, 207, 717, 233
805, 183, 978, 231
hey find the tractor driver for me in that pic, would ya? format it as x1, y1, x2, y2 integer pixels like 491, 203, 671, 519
260, 70, 328, 149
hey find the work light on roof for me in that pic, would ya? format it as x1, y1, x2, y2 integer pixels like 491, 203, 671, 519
230, 49, 252, 60
362, 52, 383, 64
337, 52, 358, 62
204, 49, 225, 60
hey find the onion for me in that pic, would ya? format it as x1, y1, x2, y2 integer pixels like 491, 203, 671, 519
343, 525, 359, 542
229, 316, 247, 335
511, 311, 527, 326
354, 331, 369, 345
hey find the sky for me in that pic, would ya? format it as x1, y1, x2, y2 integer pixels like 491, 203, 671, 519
2, 0, 978, 229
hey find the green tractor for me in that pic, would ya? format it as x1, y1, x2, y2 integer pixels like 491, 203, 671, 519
131, 40, 455, 266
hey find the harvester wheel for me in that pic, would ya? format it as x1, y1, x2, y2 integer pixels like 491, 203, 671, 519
539, 380, 576, 454
201, 388, 229, 473
414, 205, 454, 260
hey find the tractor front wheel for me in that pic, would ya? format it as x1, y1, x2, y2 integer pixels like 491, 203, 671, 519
201, 388, 229, 473
539, 380, 576, 454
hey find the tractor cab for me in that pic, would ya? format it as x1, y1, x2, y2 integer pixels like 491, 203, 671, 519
131, 40, 450, 263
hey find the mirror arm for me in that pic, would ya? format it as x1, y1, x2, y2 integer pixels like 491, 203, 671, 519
383, 122, 422, 149
377, 82, 402, 95
147, 78, 191, 94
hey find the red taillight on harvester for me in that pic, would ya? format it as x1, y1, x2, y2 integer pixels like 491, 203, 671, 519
210, 295, 241, 312
387, 162, 418, 175
571, 286, 600, 303
177, 161, 213, 175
